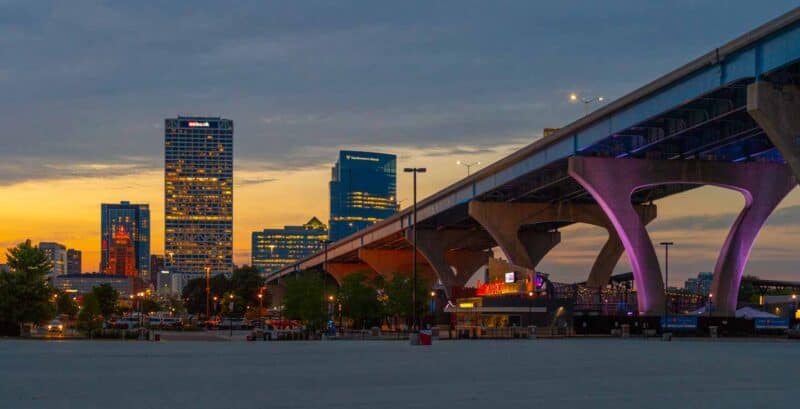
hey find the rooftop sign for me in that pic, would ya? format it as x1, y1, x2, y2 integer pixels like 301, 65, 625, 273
188, 121, 210, 128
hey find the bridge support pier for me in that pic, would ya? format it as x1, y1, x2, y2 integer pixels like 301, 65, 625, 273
357, 248, 436, 282
569, 156, 796, 316
748, 82, 800, 183
468, 201, 656, 287
468, 201, 561, 270
326, 262, 378, 286
412, 229, 491, 298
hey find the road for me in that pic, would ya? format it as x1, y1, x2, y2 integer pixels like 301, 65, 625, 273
0, 338, 796, 409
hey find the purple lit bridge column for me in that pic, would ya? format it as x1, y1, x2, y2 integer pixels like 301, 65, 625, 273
569, 157, 796, 316
468, 201, 656, 287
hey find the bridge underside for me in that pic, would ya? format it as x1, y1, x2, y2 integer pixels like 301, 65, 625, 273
271, 23, 800, 316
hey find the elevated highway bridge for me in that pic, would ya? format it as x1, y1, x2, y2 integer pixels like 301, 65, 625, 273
268, 7, 800, 316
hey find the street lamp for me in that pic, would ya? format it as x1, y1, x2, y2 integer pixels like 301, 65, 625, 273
570, 93, 604, 115
430, 291, 437, 327
708, 293, 713, 317
659, 241, 674, 320
456, 160, 481, 176
205, 266, 211, 320
321, 239, 333, 330
528, 291, 534, 326
404, 167, 426, 337
228, 293, 235, 337
257, 293, 263, 326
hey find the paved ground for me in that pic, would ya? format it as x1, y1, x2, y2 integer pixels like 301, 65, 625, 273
0, 338, 797, 409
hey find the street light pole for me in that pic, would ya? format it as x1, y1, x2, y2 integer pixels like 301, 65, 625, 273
659, 241, 674, 321
456, 160, 481, 176
205, 266, 211, 320
257, 293, 263, 327
570, 93, 604, 116
321, 239, 332, 332
404, 167, 426, 335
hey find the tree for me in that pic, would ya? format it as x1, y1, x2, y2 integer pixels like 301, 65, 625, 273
231, 266, 264, 305
382, 271, 432, 328
91, 284, 119, 318
182, 274, 231, 315
283, 271, 325, 329
77, 293, 103, 336
140, 298, 162, 315
338, 272, 381, 329
54, 290, 79, 318
6, 239, 52, 278
0, 241, 55, 335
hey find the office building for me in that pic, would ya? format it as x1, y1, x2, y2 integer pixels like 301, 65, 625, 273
52, 274, 146, 300
108, 226, 137, 277
149, 254, 165, 284
39, 242, 67, 280
684, 272, 713, 296
252, 217, 328, 273
101, 201, 150, 279
67, 249, 82, 275
165, 116, 233, 276
329, 150, 397, 241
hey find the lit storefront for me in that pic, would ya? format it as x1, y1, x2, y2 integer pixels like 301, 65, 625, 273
444, 258, 570, 337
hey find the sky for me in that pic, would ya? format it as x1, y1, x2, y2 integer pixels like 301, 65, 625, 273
1, 1, 799, 284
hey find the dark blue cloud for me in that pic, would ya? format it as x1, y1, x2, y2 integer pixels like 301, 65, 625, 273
0, 0, 797, 183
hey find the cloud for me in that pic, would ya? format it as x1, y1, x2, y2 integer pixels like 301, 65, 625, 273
1, 1, 797, 185
236, 177, 279, 187
649, 205, 800, 232
0, 158, 159, 187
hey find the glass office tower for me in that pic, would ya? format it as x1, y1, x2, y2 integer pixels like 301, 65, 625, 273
100, 201, 150, 278
251, 217, 328, 273
329, 150, 397, 241
164, 116, 233, 276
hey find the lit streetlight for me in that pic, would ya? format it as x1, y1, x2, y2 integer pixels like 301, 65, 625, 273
257, 293, 264, 326
456, 160, 481, 176
570, 93, 604, 115
404, 167, 426, 340
659, 241, 674, 320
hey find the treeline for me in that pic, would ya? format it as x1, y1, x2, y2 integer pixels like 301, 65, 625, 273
283, 270, 433, 331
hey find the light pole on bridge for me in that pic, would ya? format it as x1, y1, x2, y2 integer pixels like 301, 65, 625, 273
456, 160, 481, 176
570, 93, 604, 116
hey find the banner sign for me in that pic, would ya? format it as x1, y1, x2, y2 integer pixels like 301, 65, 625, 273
754, 317, 790, 329
660, 315, 698, 329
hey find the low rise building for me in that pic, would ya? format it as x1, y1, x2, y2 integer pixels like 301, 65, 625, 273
252, 217, 328, 273
52, 274, 146, 299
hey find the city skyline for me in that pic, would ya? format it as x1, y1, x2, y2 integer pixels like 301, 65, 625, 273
2, 2, 800, 285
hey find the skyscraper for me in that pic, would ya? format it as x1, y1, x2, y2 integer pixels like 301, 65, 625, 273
67, 249, 81, 275
108, 226, 137, 277
39, 242, 67, 280
329, 150, 397, 241
252, 217, 328, 273
165, 116, 233, 276
100, 201, 150, 279
149, 254, 165, 284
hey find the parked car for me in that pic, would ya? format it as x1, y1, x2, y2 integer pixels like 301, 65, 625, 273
218, 318, 252, 330
148, 317, 183, 329
113, 318, 141, 330
47, 319, 64, 333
